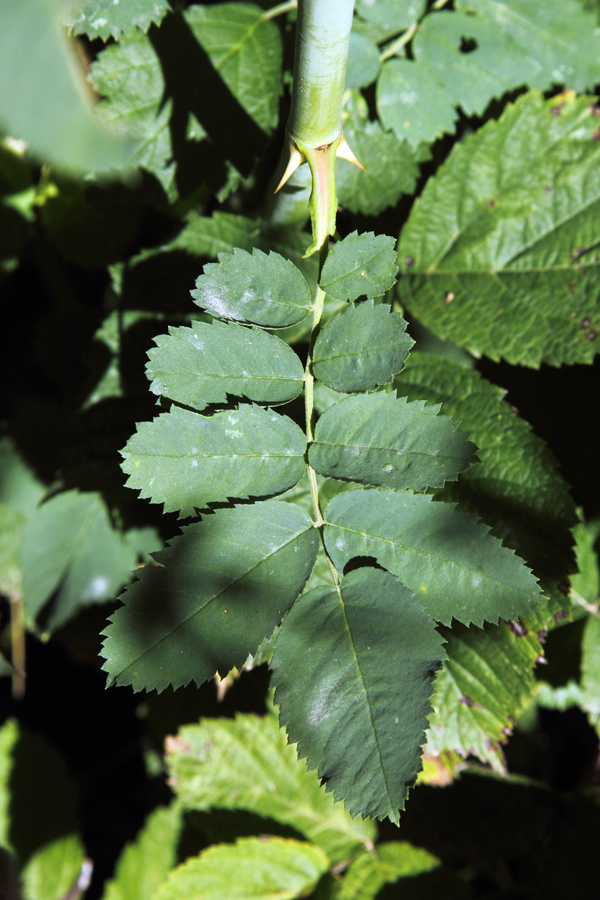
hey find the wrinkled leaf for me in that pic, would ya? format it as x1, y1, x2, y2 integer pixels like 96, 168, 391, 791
147, 321, 304, 411
272, 568, 445, 822
102, 501, 319, 692
397, 91, 600, 366
65, 0, 170, 40
312, 301, 413, 393
121, 404, 306, 517
165, 713, 375, 863
324, 489, 541, 627
192, 249, 312, 328
338, 841, 440, 900
153, 836, 329, 900
320, 232, 398, 302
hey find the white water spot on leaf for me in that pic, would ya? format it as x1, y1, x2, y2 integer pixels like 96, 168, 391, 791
428, 449, 440, 457
191, 459, 198, 467
228, 415, 239, 424
92, 17, 108, 28
86, 576, 109, 598
383, 464, 396, 473
225, 429, 242, 438
472, 572, 483, 587
335, 538, 346, 551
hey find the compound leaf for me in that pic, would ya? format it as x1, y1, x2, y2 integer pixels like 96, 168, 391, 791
165, 712, 375, 863
153, 837, 329, 900
336, 91, 419, 216
312, 301, 413, 393
65, 0, 170, 40
320, 233, 398, 302
394, 354, 577, 591
398, 91, 600, 366
102, 804, 182, 900
102, 501, 318, 692
192, 249, 312, 328
324, 489, 541, 627
309, 392, 476, 492
147, 321, 304, 410
272, 568, 445, 822
377, 0, 600, 146
121, 405, 306, 517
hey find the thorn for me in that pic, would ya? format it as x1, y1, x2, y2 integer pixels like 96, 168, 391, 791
336, 134, 365, 170
275, 144, 306, 192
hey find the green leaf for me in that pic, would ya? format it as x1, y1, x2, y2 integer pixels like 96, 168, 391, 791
21, 490, 144, 631
570, 518, 600, 605
346, 34, 380, 90
397, 91, 600, 366
165, 712, 375, 863
0, 503, 24, 600
272, 568, 445, 822
153, 836, 329, 900
426, 619, 541, 773
65, 0, 170, 40
310, 392, 476, 492
312, 301, 413, 393
121, 405, 306, 517
102, 804, 182, 900
185, 3, 283, 135
377, 0, 600, 146
102, 501, 319, 692
320, 232, 398, 302
338, 842, 440, 900
21, 835, 86, 900
324, 489, 541, 627
394, 354, 578, 591
581, 615, 600, 729
147, 321, 304, 411
192, 249, 312, 328
356, 0, 426, 30
336, 91, 420, 216
0, 0, 132, 173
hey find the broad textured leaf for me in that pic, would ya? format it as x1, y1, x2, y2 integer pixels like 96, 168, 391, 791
397, 91, 600, 366
426, 620, 541, 772
147, 321, 304, 411
346, 34, 380, 90
336, 91, 419, 216
165, 713, 375, 863
90, 30, 175, 194
102, 804, 182, 900
377, 0, 600, 145
356, 0, 426, 29
21, 835, 85, 900
338, 842, 440, 900
394, 354, 578, 590
21, 490, 145, 630
102, 501, 318, 692
320, 232, 398, 302
272, 568, 445, 822
65, 0, 170, 39
312, 301, 413, 393
0, 504, 24, 600
185, 3, 283, 134
0, 0, 131, 173
324, 489, 541, 627
192, 249, 312, 328
153, 837, 329, 900
310, 392, 476, 492
121, 405, 306, 517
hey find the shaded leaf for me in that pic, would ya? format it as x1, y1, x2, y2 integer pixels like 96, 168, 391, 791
581, 615, 600, 729
192, 249, 312, 328
121, 405, 306, 517
377, 0, 600, 146
346, 34, 380, 90
147, 321, 304, 411
336, 91, 420, 216
153, 836, 329, 900
272, 568, 445, 822
65, 0, 170, 40
312, 301, 413, 393
338, 841, 440, 900
394, 354, 577, 593
426, 620, 541, 773
0, 0, 131, 173
21, 490, 146, 631
102, 501, 319, 692
356, 0, 426, 29
21, 836, 86, 900
102, 804, 182, 900
320, 232, 398, 302
324, 489, 541, 627
0, 504, 24, 600
165, 712, 375, 863
397, 91, 600, 366
310, 392, 476, 492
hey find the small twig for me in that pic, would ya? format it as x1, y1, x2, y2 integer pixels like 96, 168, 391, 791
10, 596, 25, 700
380, 22, 419, 61
263, 0, 297, 20
571, 589, 600, 617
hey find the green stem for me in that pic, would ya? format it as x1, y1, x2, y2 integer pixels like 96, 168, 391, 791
263, 0, 297, 21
